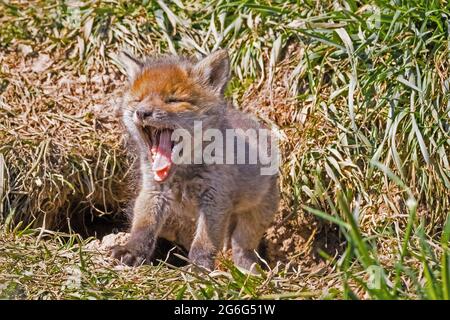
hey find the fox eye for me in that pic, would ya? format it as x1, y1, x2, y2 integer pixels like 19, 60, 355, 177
166, 97, 183, 104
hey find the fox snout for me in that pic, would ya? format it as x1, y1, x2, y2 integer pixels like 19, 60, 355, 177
132, 107, 153, 125
133, 106, 167, 125
135, 108, 153, 121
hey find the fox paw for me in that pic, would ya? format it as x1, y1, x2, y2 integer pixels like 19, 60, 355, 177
110, 244, 148, 267
188, 249, 215, 271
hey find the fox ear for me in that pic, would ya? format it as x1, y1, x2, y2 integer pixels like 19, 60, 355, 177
116, 51, 143, 80
194, 49, 230, 94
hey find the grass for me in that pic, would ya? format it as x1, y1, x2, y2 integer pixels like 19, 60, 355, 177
0, 225, 335, 300
0, 0, 449, 299
305, 165, 450, 299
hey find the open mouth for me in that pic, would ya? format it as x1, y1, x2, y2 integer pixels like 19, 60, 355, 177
143, 127, 175, 182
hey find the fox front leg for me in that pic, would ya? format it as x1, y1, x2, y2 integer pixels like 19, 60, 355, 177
188, 190, 231, 270
111, 191, 169, 266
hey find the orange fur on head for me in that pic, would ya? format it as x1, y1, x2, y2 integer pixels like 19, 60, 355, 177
130, 65, 202, 113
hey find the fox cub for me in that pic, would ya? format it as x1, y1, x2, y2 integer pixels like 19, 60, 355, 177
112, 49, 279, 272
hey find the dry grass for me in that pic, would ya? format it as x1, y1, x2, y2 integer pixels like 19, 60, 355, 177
0, 46, 132, 229
0, 227, 341, 299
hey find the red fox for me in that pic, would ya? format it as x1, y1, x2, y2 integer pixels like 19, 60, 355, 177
112, 49, 279, 272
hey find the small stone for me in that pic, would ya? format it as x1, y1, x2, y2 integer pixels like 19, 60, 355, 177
31, 54, 53, 73
18, 44, 33, 55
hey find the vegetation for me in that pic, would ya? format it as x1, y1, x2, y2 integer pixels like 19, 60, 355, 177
1, 0, 449, 299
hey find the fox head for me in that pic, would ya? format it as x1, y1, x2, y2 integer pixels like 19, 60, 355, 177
117, 50, 230, 182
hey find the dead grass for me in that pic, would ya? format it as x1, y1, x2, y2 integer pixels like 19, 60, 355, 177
0, 46, 132, 229
0, 226, 342, 299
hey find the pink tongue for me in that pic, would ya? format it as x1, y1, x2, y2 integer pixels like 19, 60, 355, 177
152, 130, 172, 181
